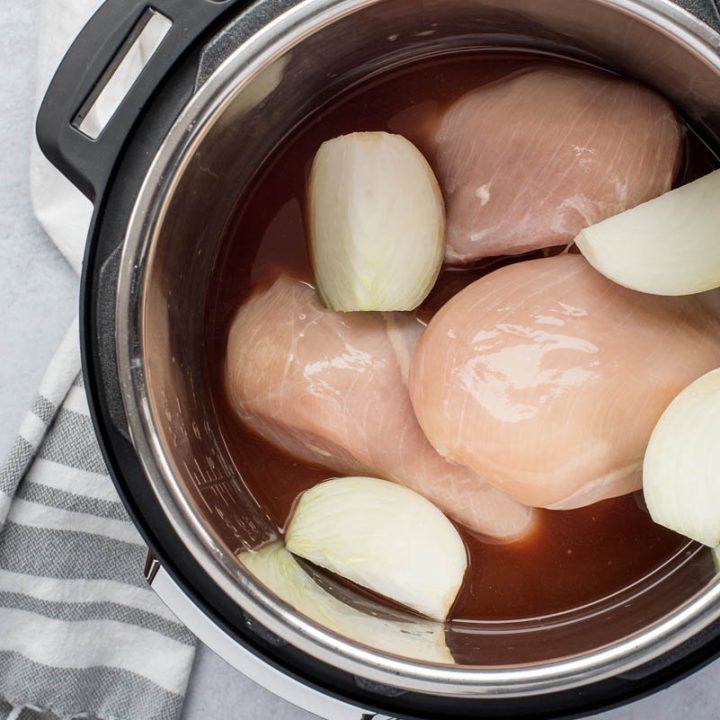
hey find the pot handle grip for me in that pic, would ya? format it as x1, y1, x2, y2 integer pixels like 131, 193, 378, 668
36, 0, 243, 202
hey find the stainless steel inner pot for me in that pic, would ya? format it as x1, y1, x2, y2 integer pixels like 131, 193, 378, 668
116, 0, 720, 699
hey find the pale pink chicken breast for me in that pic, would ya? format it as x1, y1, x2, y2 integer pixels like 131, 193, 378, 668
409, 255, 720, 509
436, 67, 682, 263
225, 275, 534, 539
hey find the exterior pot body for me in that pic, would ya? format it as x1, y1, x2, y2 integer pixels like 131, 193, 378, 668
37, 0, 720, 718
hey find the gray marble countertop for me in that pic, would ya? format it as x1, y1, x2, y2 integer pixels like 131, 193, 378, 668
2, 3, 720, 719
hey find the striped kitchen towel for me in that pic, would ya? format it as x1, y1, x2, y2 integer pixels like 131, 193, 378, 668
0, 1, 197, 716
0, 319, 197, 720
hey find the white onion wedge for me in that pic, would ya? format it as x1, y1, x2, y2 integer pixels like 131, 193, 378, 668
308, 132, 445, 311
238, 542, 452, 663
576, 169, 720, 296
285, 476, 467, 621
644, 369, 720, 547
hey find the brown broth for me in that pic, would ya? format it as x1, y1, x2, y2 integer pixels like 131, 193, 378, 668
206, 51, 718, 622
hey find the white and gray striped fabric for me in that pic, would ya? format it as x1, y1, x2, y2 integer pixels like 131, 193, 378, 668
0, 1, 199, 716
0, 319, 196, 720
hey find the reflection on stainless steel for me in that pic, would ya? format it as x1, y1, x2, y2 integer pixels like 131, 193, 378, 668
148, 562, 379, 719
116, 0, 720, 698
239, 542, 453, 664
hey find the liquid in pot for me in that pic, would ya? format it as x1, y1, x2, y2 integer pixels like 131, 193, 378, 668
205, 51, 718, 623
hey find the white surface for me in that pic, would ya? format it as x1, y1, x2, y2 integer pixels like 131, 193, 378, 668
2, 2, 720, 719
0, 2, 77, 459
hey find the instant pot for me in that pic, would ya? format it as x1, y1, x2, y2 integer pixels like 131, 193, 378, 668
36, 0, 720, 717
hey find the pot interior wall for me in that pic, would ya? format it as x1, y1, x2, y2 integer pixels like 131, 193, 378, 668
140, 0, 720, 668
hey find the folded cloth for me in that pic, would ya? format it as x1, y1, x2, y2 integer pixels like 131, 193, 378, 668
0, 322, 196, 720
0, 1, 197, 718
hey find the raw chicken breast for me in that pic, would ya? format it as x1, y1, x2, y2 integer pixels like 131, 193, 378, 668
225, 275, 534, 539
409, 255, 720, 509
436, 67, 682, 263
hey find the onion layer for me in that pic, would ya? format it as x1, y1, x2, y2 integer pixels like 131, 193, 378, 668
308, 132, 445, 311
643, 369, 720, 547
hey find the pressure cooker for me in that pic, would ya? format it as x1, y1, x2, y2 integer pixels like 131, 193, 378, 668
36, 0, 720, 717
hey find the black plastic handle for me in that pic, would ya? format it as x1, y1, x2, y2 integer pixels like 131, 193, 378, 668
36, 0, 244, 202
37, 0, 720, 204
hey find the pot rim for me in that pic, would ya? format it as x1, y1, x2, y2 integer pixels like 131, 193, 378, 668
115, 0, 720, 697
